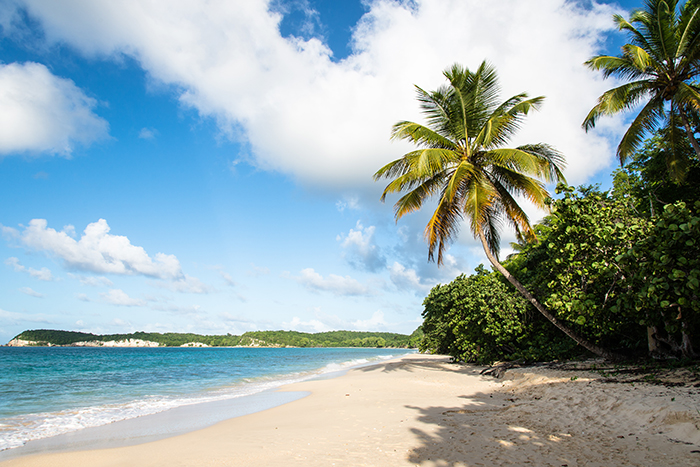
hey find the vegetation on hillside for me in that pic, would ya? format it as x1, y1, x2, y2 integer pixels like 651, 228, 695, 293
10, 329, 420, 348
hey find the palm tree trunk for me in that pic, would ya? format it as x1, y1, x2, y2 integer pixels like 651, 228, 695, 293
477, 231, 622, 361
679, 109, 700, 158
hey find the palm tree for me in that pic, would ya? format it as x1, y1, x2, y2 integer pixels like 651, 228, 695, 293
583, 0, 700, 181
375, 61, 619, 360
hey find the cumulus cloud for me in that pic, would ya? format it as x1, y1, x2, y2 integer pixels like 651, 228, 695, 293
283, 308, 389, 332
13, 218, 183, 279
100, 289, 147, 307
19, 286, 45, 298
0, 61, 109, 157
289, 267, 371, 296
7, 0, 623, 188
388, 261, 434, 294
352, 310, 387, 331
284, 316, 332, 333
5, 256, 54, 281
337, 221, 385, 272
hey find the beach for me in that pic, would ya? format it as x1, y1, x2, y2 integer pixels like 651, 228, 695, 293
2, 353, 699, 466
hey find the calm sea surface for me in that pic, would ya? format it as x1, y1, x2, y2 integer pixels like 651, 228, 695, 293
0, 346, 408, 452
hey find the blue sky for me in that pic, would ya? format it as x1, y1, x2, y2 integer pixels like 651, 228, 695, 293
0, 0, 641, 343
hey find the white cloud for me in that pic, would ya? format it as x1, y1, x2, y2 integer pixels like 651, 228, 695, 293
289, 267, 371, 296
72, 274, 113, 287
8, 0, 623, 189
138, 127, 158, 139
0, 307, 53, 324
150, 303, 203, 316
284, 316, 332, 333
337, 221, 385, 272
352, 310, 387, 331
220, 271, 236, 286
0, 61, 109, 157
247, 263, 270, 276
100, 289, 147, 307
336, 195, 360, 212
283, 308, 390, 332
151, 274, 212, 294
388, 261, 434, 294
5, 256, 55, 281
19, 286, 45, 298
14, 218, 183, 279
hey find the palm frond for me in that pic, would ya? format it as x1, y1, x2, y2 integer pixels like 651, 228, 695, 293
486, 145, 566, 184
475, 96, 545, 149
390, 121, 459, 150
425, 186, 465, 265
674, 81, 700, 111
583, 80, 652, 131
617, 94, 666, 162
393, 173, 449, 219
377, 150, 455, 201
489, 176, 537, 240
614, 13, 653, 52
585, 55, 651, 81
488, 165, 551, 211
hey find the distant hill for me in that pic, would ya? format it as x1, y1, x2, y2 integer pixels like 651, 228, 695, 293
7, 328, 423, 348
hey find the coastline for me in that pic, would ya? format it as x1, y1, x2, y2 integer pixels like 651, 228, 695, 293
2, 354, 699, 466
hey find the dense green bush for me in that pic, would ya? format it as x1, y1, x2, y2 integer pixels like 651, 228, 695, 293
623, 201, 700, 358
420, 266, 577, 364
508, 185, 650, 354
419, 186, 700, 363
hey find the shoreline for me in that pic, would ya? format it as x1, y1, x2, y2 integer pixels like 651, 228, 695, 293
2, 354, 699, 466
0, 348, 407, 457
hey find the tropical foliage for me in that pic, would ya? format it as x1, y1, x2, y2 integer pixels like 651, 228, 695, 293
622, 201, 700, 358
419, 178, 700, 363
583, 0, 700, 181
374, 61, 621, 359
420, 266, 576, 364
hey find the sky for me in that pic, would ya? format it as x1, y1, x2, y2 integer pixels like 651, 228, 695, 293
0, 0, 642, 343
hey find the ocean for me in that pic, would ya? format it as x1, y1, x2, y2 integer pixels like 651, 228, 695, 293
0, 346, 410, 455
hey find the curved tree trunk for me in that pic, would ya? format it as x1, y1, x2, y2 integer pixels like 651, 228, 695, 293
478, 231, 622, 361
679, 109, 700, 158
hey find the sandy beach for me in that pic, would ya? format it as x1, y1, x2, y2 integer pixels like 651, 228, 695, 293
2, 354, 699, 466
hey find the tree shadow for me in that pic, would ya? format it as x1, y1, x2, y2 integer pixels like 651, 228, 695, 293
357, 355, 487, 375
402, 383, 697, 466
403, 394, 578, 466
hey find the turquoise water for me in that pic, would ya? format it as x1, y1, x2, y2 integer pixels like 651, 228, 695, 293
0, 346, 407, 451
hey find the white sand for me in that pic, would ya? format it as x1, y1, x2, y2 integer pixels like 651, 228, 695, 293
2, 354, 699, 466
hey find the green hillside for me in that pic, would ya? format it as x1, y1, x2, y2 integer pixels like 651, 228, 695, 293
10, 328, 422, 348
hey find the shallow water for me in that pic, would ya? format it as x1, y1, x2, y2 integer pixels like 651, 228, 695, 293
0, 346, 408, 453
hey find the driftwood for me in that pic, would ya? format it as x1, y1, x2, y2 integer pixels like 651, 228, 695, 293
480, 360, 524, 378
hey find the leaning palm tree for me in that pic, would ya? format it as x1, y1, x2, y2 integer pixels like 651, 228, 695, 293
375, 61, 618, 360
583, 0, 700, 181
